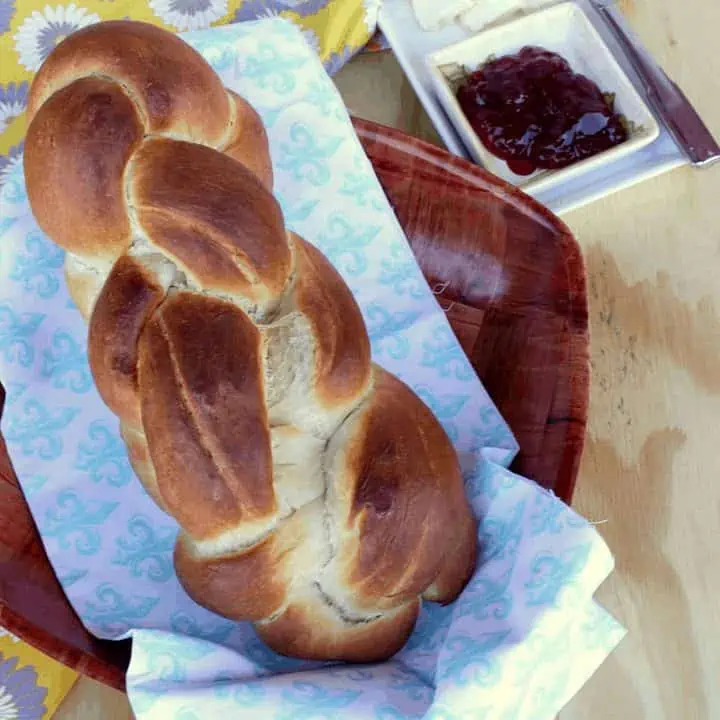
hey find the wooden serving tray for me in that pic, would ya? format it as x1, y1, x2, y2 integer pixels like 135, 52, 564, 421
0, 118, 589, 691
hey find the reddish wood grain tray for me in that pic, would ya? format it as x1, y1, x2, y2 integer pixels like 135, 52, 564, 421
0, 118, 589, 691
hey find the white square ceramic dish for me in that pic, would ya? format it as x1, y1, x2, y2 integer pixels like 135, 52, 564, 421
425, 1, 661, 193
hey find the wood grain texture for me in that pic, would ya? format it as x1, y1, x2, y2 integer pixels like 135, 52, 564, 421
558, 1, 720, 717
54, 677, 132, 720
0, 118, 587, 691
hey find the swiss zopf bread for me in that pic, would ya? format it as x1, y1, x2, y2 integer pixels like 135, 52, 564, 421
24, 20, 477, 662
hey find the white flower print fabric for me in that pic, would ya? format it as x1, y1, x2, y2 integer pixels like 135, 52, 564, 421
13, 4, 100, 71
0, 19, 625, 720
149, 0, 229, 32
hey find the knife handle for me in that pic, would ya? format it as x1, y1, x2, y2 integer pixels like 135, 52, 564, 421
597, 4, 720, 166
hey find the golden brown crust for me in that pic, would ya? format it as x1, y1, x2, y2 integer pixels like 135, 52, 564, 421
291, 235, 372, 410
138, 292, 276, 540
257, 593, 421, 663
175, 531, 291, 623
138, 210, 255, 299
423, 508, 478, 604
27, 21, 231, 146
24, 76, 142, 261
120, 423, 169, 514
222, 90, 274, 190
88, 255, 166, 428
132, 138, 290, 304
327, 366, 477, 612
24, 20, 478, 663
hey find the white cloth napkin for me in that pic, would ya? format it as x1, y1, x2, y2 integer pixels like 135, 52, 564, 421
0, 19, 624, 720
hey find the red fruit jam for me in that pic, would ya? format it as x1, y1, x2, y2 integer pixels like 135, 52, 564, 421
456, 46, 628, 176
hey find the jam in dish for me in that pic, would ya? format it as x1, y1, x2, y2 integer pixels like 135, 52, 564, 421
456, 46, 629, 176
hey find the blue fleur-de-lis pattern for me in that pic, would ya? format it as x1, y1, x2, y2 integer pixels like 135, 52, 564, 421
379, 243, 427, 300
9, 230, 64, 298
316, 213, 380, 277
274, 192, 319, 225
3, 398, 78, 459
41, 489, 119, 556
0, 303, 44, 367
0, 18, 624, 720
412, 387, 469, 444
304, 79, 345, 122
340, 170, 386, 210
364, 304, 421, 361
420, 325, 476, 382
240, 40, 309, 95
113, 516, 177, 583
277, 123, 344, 186
75, 419, 133, 487
41, 329, 92, 393
83, 583, 159, 636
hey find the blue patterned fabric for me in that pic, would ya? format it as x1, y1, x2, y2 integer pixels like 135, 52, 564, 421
0, 19, 624, 719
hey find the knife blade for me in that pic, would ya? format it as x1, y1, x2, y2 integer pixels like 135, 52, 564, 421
589, 0, 720, 167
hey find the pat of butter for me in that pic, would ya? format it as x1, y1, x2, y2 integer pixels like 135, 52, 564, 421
411, 0, 475, 30
460, 0, 524, 31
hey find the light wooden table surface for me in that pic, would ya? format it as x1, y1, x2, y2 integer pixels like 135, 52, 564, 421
55, 1, 719, 716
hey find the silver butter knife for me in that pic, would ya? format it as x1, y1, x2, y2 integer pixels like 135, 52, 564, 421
589, 0, 720, 167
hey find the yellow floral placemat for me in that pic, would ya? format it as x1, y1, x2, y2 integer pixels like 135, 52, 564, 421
0, 0, 380, 181
0, 627, 77, 718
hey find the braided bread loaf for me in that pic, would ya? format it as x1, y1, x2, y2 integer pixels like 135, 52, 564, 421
24, 20, 477, 662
